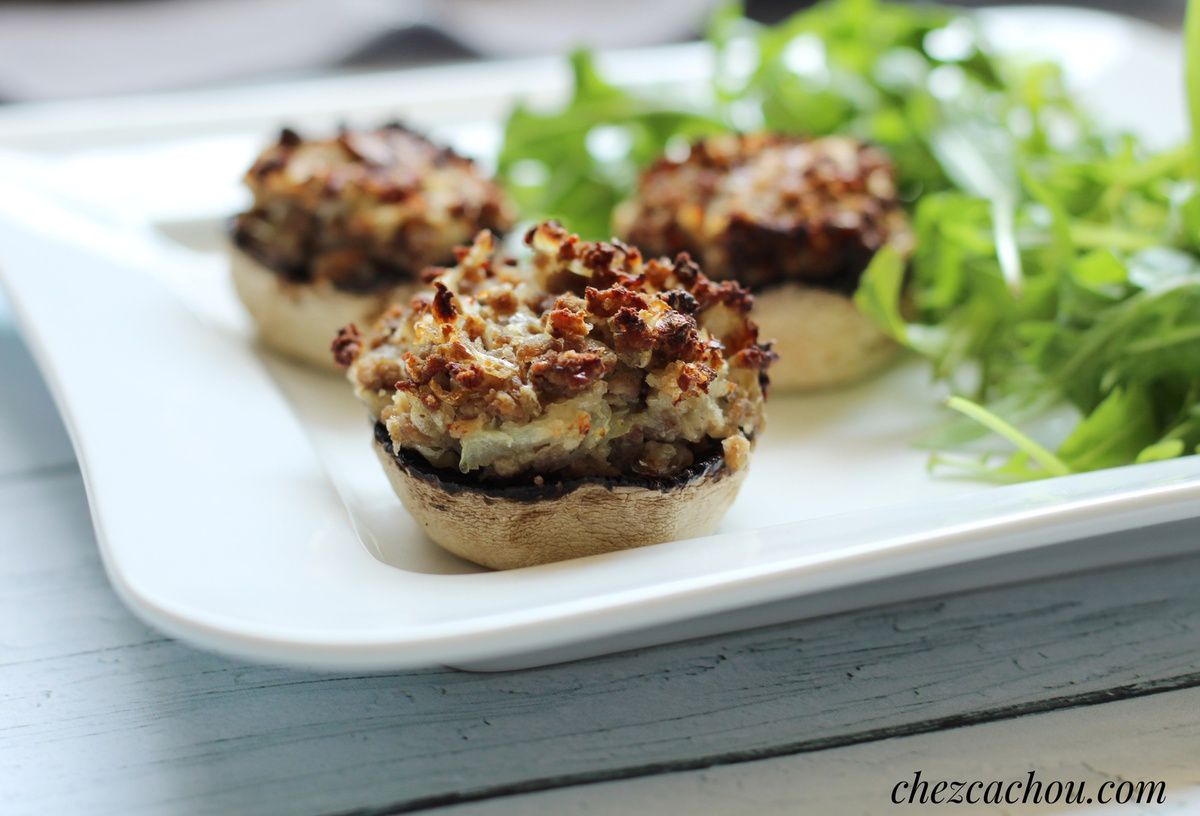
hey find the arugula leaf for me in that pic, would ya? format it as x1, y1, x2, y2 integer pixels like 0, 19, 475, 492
1056, 388, 1158, 472
498, 0, 1006, 235
497, 50, 725, 239
852, 245, 907, 342
945, 396, 1070, 478
497, 0, 1200, 481
1136, 438, 1187, 465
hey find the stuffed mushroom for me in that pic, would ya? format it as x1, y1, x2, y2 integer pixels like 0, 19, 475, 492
336, 221, 774, 569
230, 123, 514, 368
614, 132, 912, 391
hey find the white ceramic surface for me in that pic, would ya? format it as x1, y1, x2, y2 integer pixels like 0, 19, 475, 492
0, 8, 1194, 670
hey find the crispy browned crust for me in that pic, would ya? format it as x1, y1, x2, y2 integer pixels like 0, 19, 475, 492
331, 323, 363, 368
615, 132, 911, 291
345, 221, 774, 482
231, 122, 514, 292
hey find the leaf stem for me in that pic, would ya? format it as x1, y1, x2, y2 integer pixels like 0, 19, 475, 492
945, 396, 1072, 477
1126, 324, 1200, 354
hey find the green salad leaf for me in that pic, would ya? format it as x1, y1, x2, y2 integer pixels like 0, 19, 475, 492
853, 245, 909, 343
498, 0, 1200, 481
497, 50, 726, 239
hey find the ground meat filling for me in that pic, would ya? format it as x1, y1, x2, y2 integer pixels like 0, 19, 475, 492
231, 123, 514, 292
343, 221, 773, 482
614, 133, 912, 292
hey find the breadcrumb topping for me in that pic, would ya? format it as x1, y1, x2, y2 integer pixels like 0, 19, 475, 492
343, 221, 773, 480
232, 123, 514, 291
614, 132, 911, 291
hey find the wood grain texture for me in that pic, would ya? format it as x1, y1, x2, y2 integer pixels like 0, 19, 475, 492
443, 683, 1200, 815
5, 300, 1200, 816
5, 463, 1200, 816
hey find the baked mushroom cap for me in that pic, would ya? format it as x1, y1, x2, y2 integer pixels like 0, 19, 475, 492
230, 246, 418, 369
746, 282, 899, 390
614, 132, 911, 390
340, 221, 774, 567
372, 425, 749, 570
229, 123, 514, 369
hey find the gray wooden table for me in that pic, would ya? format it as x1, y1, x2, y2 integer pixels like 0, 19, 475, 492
4, 293, 1200, 815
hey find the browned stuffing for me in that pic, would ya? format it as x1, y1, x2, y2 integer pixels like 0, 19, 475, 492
343, 222, 774, 481
330, 324, 363, 368
231, 123, 514, 291
614, 132, 911, 292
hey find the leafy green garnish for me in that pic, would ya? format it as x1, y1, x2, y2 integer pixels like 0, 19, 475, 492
945, 396, 1070, 478
497, 50, 726, 239
498, 0, 1200, 481
498, 0, 1004, 237
853, 245, 909, 343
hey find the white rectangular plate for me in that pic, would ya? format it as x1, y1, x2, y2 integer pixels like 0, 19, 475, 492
1, 7, 1196, 670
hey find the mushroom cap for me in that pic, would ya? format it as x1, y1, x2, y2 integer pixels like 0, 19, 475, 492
749, 281, 898, 391
230, 245, 416, 370
372, 428, 750, 569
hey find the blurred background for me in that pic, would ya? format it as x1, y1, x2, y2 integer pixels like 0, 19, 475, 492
0, 0, 1185, 104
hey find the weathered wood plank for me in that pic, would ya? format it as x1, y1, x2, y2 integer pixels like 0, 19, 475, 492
4, 465, 1200, 816
442, 684, 1200, 816
6, 303, 1200, 816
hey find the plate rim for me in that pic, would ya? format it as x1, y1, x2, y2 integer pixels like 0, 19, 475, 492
1, 5, 1196, 670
